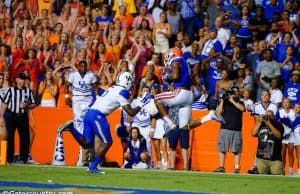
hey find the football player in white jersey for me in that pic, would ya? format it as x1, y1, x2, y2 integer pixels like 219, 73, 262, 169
58, 72, 150, 174
130, 86, 155, 167
65, 60, 98, 167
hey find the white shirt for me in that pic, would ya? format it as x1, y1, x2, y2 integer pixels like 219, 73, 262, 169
90, 85, 130, 115
253, 101, 278, 116
68, 71, 97, 96
270, 88, 283, 105
217, 27, 230, 49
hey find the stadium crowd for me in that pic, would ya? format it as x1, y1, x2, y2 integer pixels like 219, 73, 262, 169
0, 0, 299, 175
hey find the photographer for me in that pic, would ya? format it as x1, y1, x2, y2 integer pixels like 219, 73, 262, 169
252, 110, 284, 175
214, 86, 245, 173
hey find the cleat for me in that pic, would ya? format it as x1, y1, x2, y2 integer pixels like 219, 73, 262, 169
27, 154, 38, 164
233, 168, 240, 174
213, 167, 225, 173
86, 168, 105, 174
210, 110, 225, 124
57, 120, 73, 133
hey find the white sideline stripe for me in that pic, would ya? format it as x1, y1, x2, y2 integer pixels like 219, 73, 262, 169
9, 164, 300, 178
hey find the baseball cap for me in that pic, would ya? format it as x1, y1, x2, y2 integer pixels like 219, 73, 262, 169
291, 70, 300, 76
16, 72, 27, 80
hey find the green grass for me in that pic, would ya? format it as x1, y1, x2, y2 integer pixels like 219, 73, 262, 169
0, 165, 300, 194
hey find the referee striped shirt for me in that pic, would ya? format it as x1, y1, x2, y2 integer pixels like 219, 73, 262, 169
3, 86, 35, 114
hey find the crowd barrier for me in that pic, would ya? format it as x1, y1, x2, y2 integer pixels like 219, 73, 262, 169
7, 107, 283, 173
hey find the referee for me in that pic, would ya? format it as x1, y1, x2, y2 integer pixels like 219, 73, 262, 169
0, 72, 36, 164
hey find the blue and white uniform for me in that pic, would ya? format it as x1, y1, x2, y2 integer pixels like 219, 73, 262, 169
292, 115, 300, 146
131, 97, 153, 156
68, 71, 97, 133
83, 85, 131, 145
276, 108, 295, 144
155, 57, 194, 129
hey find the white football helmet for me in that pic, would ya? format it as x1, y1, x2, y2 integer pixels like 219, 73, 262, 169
116, 72, 134, 90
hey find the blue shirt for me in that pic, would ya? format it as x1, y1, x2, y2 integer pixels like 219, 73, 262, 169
183, 52, 202, 70
284, 82, 300, 106
173, 58, 191, 89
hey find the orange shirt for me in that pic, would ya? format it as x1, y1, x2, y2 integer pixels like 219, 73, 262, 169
106, 44, 121, 66
0, 60, 5, 73
48, 33, 59, 46
39, 81, 57, 101
11, 49, 25, 79
141, 65, 163, 83
115, 15, 134, 30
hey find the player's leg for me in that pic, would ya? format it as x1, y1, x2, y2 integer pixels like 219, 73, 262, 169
168, 129, 180, 169
182, 110, 226, 130
178, 130, 189, 170
88, 112, 112, 174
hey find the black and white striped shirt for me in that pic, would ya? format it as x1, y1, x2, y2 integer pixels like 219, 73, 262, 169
3, 86, 35, 114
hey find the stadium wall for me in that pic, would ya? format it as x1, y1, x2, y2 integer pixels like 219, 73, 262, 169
12, 107, 259, 173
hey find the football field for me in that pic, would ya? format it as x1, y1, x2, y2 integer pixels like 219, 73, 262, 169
0, 165, 300, 194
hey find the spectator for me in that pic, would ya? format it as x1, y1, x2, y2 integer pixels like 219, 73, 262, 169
255, 49, 281, 101
123, 127, 150, 169
178, 0, 201, 40
37, 69, 58, 107
0, 72, 36, 164
249, 6, 268, 41
214, 86, 245, 173
148, 0, 165, 24
263, 0, 283, 22
269, 78, 283, 106
231, 6, 251, 48
251, 110, 284, 175
279, 45, 299, 85
114, 5, 134, 31
166, 0, 182, 47
248, 90, 278, 174
292, 103, 300, 175
283, 70, 300, 106
112, 0, 137, 18
132, 4, 154, 30
201, 29, 223, 59
241, 89, 254, 112
206, 0, 224, 29
277, 98, 295, 175
215, 16, 230, 50
152, 12, 171, 59
191, 74, 208, 110
183, 42, 201, 76
95, 4, 113, 34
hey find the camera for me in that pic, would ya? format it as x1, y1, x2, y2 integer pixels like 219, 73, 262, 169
220, 89, 233, 100
263, 115, 270, 121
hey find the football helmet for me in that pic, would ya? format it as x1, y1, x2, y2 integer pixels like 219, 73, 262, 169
116, 72, 134, 90
164, 47, 183, 68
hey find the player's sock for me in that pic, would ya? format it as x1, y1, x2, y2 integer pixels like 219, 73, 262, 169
89, 156, 104, 170
57, 120, 73, 133
200, 111, 213, 123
